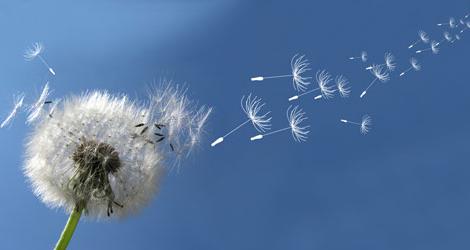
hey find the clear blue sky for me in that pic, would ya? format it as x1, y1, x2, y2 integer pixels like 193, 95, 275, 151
0, 1, 469, 249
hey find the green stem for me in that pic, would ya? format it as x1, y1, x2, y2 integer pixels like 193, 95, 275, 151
54, 205, 83, 250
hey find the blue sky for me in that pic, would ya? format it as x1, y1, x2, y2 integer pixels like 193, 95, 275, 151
0, 1, 469, 249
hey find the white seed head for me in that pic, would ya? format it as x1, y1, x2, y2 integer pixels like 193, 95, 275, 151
430, 41, 440, 54
24, 42, 44, 61
336, 75, 350, 98
241, 94, 271, 133
410, 57, 421, 71
361, 51, 368, 62
449, 17, 457, 28
24, 84, 210, 219
384, 52, 396, 71
444, 31, 453, 41
291, 54, 312, 92
27, 82, 51, 124
315, 70, 335, 99
287, 105, 309, 142
370, 65, 390, 82
360, 115, 372, 135
418, 30, 430, 43
1, 93, 25, 128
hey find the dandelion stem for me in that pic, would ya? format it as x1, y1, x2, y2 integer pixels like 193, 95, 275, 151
54, 205, 83, 250
262, 74, 293, 79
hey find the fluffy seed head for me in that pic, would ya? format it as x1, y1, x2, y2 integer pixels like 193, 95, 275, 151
287, 105, 309, 142
241, 94, 271, 133
410, 57, 421, 71
430, 41, 440, 54
418, 30, 430, 43
361, 51, 368, 62
24, 84, 210, 219
291, 54, 312, 92
444, 31, 453, 41
24, 42, 44, 61
360, 115, 372, 134
371, 65, 390, 82
1, 93, 25, 128
315, 70, 335, 99
336, 75, 350, 98
384, 52, 396, 71
27, 82, 51, 124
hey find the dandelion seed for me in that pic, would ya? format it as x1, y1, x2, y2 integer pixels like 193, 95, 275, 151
360, 65, 390, 98
408, 30, 430, 49
250, 54, 312, 92
27, 82, 51, 124
415, 40, 440, 54
437, 17, 458, 28
24, 42, 56, 76
349, 51, 368, 62
1, 93, 25, 128
250, 105, 309, 142
24, 84, 210, 223
336, 75, 351, 98
399, 57, 421, 77
340, 115, 372, 135
211, 94, 271, 147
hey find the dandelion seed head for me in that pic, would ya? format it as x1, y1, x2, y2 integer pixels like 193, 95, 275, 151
336, 75, 350, 98
27, 82, 51, 124
384, 52, 396, 71
371, 65, 390, 82
418, 30, 430, 43
430, 41, 440, 54
1, 93, 25, 128
287, 105, 309, 142
24, 84, 210, 219
360, 51, 368, 62
360, 115, 372, 134
410, 57, 421, 71
449, 17, 457, 28
241, 94, 271, 133
315, 70, 335, 99
24, 42, 44, 61
444, 31, 453, 41
291, 54, 312, 92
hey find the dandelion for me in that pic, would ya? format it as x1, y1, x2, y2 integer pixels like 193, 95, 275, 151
24, 83, 210, 249
399, 57, 421, 77
27, 82, 51, 124
416, 40, 440, 54
0, 93, 25, 128
437, 17, 458, 28
251, 54, 312, 92
359, 64, 390, 98
24, 42, 56, 76
211, 94, 271, 147
336, 75, 351, 98
288, 70, 335, 101
250, 105, 309, 142
340, 115, 372, 135
408, 30, 430, 49
349, 51, 368, 62
460, 21, 470, 33
365, 52, 396, 71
